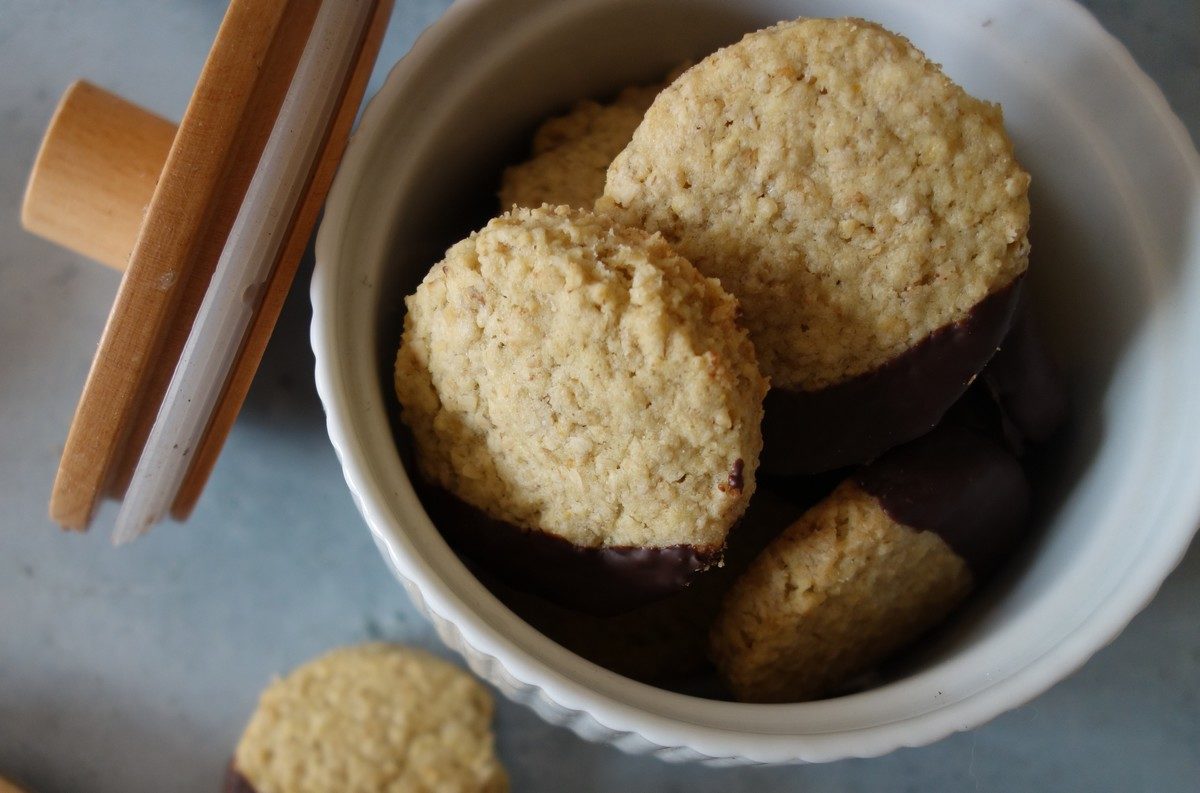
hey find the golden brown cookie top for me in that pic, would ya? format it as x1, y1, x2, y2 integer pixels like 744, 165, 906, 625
395, 205, 765, 551
601, 17, 1030, 391
499, 84, 660, 211
234, 644, 507, 793
709, 481, 972, 702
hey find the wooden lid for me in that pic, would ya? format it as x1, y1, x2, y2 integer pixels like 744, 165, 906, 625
20, 0, 394, 539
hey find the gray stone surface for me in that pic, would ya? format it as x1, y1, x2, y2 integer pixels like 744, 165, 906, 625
0, 1, 1196, 791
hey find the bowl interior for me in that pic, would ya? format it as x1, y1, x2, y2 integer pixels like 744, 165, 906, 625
315, 0, 1200, 760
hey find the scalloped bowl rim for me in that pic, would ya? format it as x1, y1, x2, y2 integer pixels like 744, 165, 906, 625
311, 0, 1200, 764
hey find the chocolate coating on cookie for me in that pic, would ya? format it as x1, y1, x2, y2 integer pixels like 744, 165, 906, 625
223, 765, 256, 793
722, 459, 745, 495
395, 206, 765, 565
601, 18, 1031, 395
762, 279, 1023, 475
421, 486, 717, 615
855, 422, 1031, 576
479, 487, 804, 683
981, 293, 1069, 449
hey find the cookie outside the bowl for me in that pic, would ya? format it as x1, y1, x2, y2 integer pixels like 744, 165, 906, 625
228, 644, 507, 793
710, 423, 1030, 703
599, 17, 1031, 474
394, 205, 767, 612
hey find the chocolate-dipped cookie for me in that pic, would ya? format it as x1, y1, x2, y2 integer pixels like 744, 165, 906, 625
709, 423, 1029, 702
395, 206, 766, 612
943, 291, 1069, 456
483, 486, 807, 682
228, 644, 507, 793
980, 292, 1069, 452
599, 18, 1030, 474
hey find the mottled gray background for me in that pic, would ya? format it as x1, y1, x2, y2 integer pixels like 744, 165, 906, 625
1, 1, 1196, 791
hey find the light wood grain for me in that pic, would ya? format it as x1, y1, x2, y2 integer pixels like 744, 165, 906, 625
21, 81, 175, 271
171, 0, 395, 519
49, 0, 320, 530
37, 0, 393, 529
108, 0, 324, 504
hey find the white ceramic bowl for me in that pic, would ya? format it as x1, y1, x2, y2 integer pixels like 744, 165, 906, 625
312, 0, 1200, 765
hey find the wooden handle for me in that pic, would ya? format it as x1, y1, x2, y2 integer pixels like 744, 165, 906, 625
21, 81, 177, 271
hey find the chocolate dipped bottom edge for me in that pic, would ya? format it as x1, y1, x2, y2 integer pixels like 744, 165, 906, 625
223, 765, 255, 793
477, 485, 815, 685
762, 277, 1024, 475
981, 290, 1069, 450
854, 422, 1031, 577
418, 485, 720, 616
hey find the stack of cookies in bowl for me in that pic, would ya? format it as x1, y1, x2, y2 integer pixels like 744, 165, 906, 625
391, 17, 1066, 704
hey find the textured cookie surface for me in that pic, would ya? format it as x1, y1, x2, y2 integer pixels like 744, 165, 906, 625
600, 17, 1030, 391
233, 644, 506, 793
709, 481, 972, 702
395, 205, 765, 551
488, 485, 808, 683
499, 83, 661, 211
